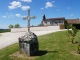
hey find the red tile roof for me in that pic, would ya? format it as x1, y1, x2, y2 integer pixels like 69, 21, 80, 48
67, 19, 80, 24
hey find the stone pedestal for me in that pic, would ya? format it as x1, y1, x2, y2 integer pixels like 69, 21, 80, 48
18, 32, 39, 56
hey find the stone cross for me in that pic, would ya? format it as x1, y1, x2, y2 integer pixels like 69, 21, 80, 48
23, 9, 36, 32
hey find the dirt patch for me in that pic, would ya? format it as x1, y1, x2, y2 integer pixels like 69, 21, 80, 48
9, 51, 39, 60
71, 51, 80, 56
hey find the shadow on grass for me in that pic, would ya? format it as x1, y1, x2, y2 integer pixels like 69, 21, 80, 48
33, 50, 58, 56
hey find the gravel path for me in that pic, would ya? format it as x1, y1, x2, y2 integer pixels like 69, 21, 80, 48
0, 30, 66, 49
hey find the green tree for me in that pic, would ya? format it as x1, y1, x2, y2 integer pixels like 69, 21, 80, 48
68, 26, 78, 43
64, 19, 69, 29
8, 24, 14, 28
14, 24, 20, 28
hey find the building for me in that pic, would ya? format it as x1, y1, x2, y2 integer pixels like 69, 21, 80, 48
66, 18, 80, 26
41, 14, 80, 26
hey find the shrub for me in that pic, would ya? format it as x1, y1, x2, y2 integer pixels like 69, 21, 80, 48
14, 24, 20, 28
68, 26, 78, 43
77, 43, 80, 54
67, 25, 72, 29
0, 29, 11, 33
8, 24, 14, 28
73, 24, 80, 30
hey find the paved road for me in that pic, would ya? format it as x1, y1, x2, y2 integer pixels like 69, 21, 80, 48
0, 30, 66, 49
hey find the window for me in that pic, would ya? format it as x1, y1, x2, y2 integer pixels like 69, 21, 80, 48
55, 22, 58, 25
45, 21, 47, 24
50, 22, 53, 25
59, 21, 61, 23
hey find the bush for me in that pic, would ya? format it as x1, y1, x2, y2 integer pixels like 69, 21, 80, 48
68, 26, 78, 43
14, 24, 20, 28
8, 24, 14, 28
73, 24, 80, 30
77, 43, 80, 54
67, 25, 72, 29
0, 29, 11, 33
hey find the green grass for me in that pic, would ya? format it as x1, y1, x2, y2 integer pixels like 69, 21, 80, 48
0, 29, 11, 33
0, 31, 80, 60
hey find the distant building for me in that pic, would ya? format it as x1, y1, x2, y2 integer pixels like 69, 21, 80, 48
40, 14, 80, 26
66, 18, 80, 26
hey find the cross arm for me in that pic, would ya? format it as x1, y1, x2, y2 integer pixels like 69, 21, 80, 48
23, 16, 28, 20
30, 16, 37, 19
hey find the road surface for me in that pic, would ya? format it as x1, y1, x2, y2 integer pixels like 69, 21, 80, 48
0, 30, 66, 49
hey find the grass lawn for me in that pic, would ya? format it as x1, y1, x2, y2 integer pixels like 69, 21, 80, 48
0, 31, 80, 60
0, 33, 1, 36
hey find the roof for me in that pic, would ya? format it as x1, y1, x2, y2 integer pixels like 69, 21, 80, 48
44, 17, 65, 20
67, 19, 80, 24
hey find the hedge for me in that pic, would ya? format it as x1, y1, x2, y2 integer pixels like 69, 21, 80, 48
0, 29, 11, 33
72, 24, 80, 30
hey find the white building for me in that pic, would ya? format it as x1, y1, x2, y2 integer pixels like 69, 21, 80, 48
40, 15, 80, 26
41, 15, 65, 26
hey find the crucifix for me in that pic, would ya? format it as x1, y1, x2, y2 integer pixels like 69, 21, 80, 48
23, 9, 36, 33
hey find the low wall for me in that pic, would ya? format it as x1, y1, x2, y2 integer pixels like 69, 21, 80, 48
11, 26, 60, 32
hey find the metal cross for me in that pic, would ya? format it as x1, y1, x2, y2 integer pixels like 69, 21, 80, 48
23, 9, 36, 33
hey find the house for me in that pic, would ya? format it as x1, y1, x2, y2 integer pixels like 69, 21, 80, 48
41, 14, 80, 26
66, 19, 80, 26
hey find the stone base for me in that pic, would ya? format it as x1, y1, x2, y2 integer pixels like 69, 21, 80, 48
18, 31, 39, 56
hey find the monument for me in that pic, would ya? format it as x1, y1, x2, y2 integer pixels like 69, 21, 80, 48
18, 9, 39, 56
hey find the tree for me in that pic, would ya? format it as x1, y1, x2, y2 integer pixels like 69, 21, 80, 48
8, 24, 14, 28
64, 20, 69, 29
68, 26, 78, 43
14, 24, 20, 28
43, 14, 46, 20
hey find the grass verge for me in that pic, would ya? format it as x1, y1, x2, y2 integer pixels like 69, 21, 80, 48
0, 31, 80, 60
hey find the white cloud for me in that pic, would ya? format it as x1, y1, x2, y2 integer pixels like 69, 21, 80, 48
68, 7, 71, 9
2, 13, 15, 18
21, 0, 32, 3
45, 1, 57, 8
2, 16, 7, 18
45, 2, 53, 8
16, 14, 21, 17
2, 15, 14, 18
21, 6, 30, 10
8, 6, 17, 10
8, 1, 21, 10
7, 15, 14, 18
71, 14, 74, 16
41, 8, 44, 10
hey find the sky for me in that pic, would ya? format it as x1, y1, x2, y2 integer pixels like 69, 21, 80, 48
0, 0, 80, 29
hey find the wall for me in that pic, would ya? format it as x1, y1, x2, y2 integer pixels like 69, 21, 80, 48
43, 20, 64, 26
11, 26, 60, 32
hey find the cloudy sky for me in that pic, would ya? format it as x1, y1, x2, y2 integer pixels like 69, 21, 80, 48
0, 0, 80, 28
